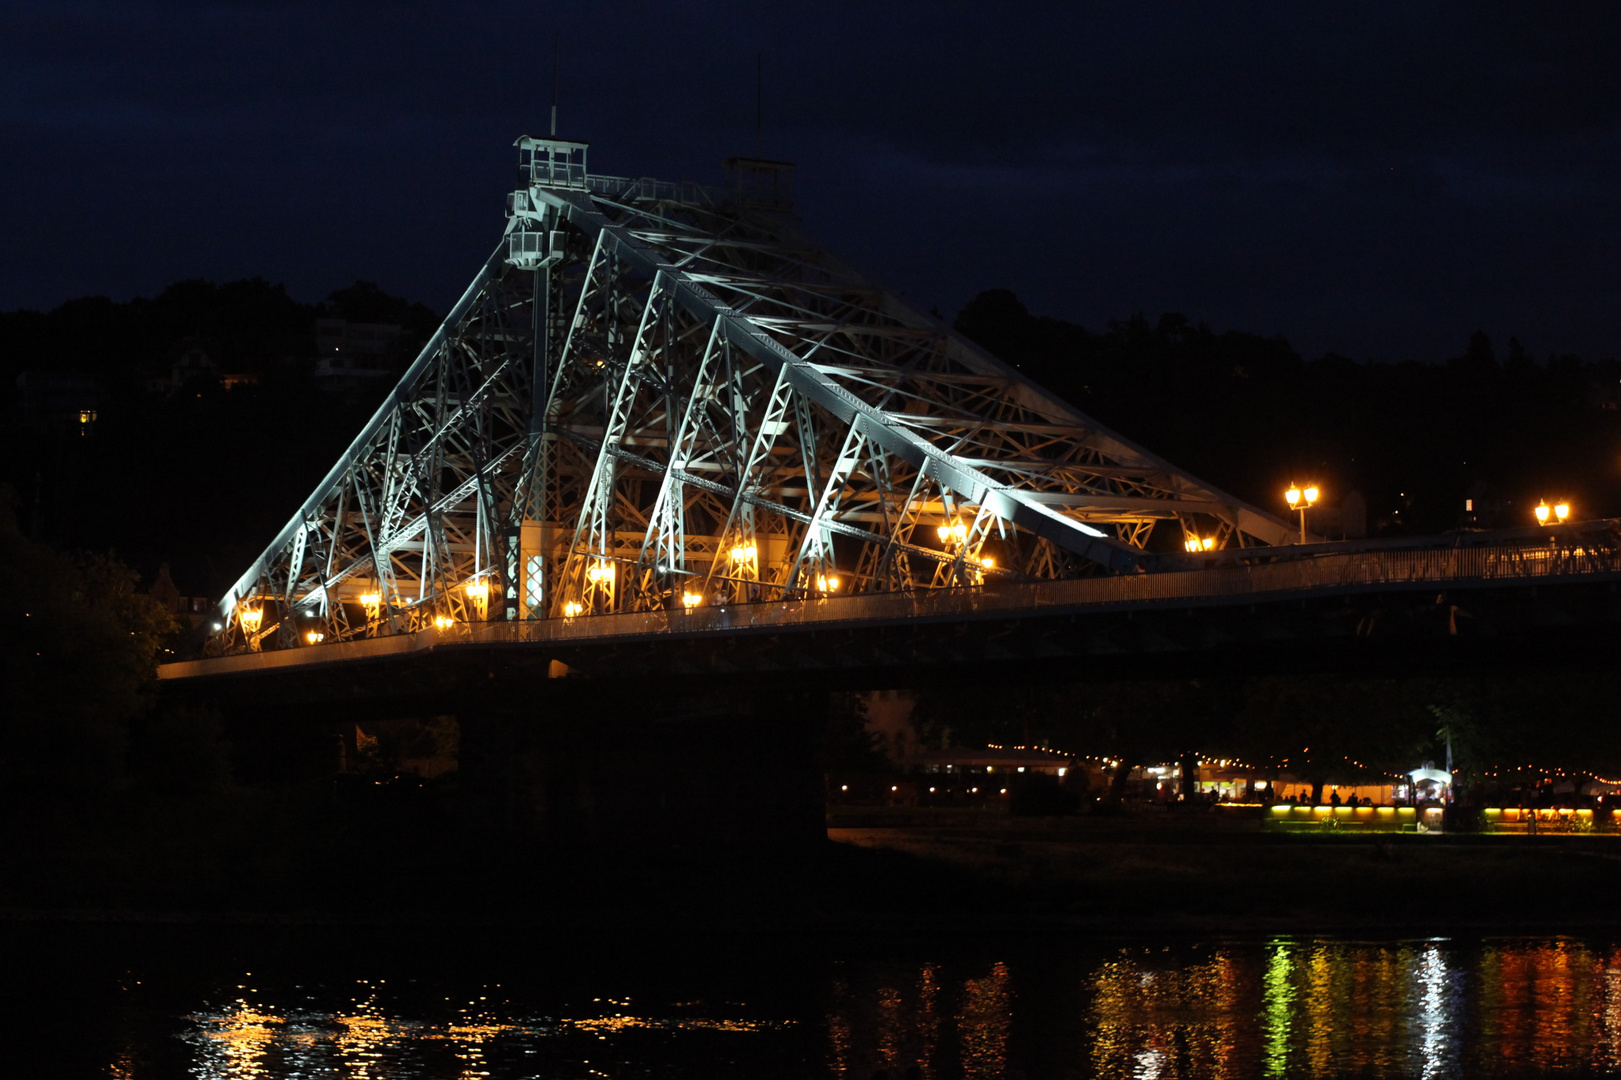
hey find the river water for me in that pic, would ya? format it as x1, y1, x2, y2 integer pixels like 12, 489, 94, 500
7, 924, 1621, 1078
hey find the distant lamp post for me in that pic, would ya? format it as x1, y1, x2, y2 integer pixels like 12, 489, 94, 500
1284, 484, 1320, 542
1183, 535, 1217, 553
1535, 501, 1570, 526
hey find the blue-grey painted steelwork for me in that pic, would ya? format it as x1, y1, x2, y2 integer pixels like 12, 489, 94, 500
194, 138, 1317, 662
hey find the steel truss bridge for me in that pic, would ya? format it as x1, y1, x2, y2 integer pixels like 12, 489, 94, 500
165, 139, 1621, 683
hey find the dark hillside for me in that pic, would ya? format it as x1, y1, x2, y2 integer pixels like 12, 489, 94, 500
956, 290, 1621, 535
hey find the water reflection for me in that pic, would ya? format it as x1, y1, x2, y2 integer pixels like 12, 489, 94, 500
78, 937, 1621, 1077
1079, 938, 1621, 1079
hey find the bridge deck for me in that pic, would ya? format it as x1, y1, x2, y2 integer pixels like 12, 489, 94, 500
159, 536, 1621, 681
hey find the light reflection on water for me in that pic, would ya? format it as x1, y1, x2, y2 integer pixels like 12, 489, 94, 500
179, 984, 789, 1078
62, 937, 1621, 1077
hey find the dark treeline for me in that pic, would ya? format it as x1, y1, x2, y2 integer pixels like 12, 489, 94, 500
955, 290, 1621, 537
0, 279, 437, 595
7, 280, 1620, 593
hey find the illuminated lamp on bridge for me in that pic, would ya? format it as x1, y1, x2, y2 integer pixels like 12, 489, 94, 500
681, 590, 703, 609
814, 574, 841, 593
465, 579, 490, 620
359, 592, 382, 620
1183, 536, 1217, 553
432, 614, 454, 630
239, 607, 263, 633
1285, 483, 1320, 543
936, 521, 969, 544
1535, 501, 1571, 525
562, 601, 583, 617
305, 630, 324, 644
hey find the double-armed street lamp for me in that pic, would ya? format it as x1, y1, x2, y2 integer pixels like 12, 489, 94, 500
1535, 500, 1570, 526
1284, 484, 1320, 543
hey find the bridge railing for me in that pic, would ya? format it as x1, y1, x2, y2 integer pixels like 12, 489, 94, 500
448, 536, 1621, 648
160, 536, 1621, 677
586, 175, 714, 206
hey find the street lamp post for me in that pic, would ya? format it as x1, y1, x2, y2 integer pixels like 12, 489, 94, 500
1284, 484, 1320, 543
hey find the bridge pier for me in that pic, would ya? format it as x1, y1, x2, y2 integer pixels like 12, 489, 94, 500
453, 683, 828, 848
188, 665, 831, 850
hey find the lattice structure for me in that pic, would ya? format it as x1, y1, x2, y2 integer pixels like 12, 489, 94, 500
202, 138, 1294, 656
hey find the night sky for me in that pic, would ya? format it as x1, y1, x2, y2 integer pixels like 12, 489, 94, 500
5, 2, 1620, 363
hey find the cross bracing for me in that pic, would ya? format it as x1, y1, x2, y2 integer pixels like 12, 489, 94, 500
201, 138, 1295, 657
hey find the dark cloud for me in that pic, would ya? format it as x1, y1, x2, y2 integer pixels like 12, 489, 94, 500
4, 1, 1620, 360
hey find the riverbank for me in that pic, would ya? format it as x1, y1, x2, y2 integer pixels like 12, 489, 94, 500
827, 814, 1621, 935
5, 800, 1621, 934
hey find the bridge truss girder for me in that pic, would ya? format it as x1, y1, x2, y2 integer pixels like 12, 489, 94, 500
202, 138, 1294, 656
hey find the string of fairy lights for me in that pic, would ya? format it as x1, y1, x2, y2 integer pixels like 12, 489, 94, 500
970, 745, 1620, 786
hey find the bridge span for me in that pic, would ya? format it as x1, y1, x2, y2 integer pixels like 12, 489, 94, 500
161, 137, 1621, 692
162, 520, 1621, 694
152, 138, 1621, 843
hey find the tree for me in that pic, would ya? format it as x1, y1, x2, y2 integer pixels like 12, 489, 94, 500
1233, 676, 1434, 801
0, 493, 175, 797
822, 692, 889, 773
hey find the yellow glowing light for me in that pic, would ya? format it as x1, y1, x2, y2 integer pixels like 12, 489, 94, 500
1185, 537, 1200, 552
681, 591, 702, 608
1303, 485, 1320, 505
1202, 536, 1216, 550
563, 601, 583, 617
305, 630, 324, 644
729, 544, 758, 561
465, 581, 489, 599
815, 574, 841, 593
1285, 486, 1302, 509
358, 592, 382, 617
586, 560, 616, 583
240, 607, 263, 632
1536, 503, 1551, 524
979, 555, 994, 569
432, 615, 454, 630
952, 523, 968, 542
1555, 502, 1570, 522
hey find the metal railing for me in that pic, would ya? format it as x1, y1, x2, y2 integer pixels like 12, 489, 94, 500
587, 175, 714, 206
159, 535, 1621, 679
